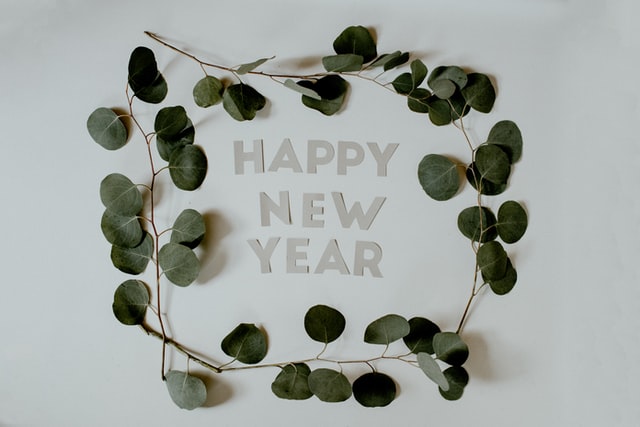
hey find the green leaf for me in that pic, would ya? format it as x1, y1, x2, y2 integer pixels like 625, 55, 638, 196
322, 54, 363, 72
428, 65, 468, 89
352, 372, 396, 407
158, 243, 199, 287
433, 332, 469, 366
410, 59, 428, 88
87, 108, 128, 150
431, 79, 457, 99
236, 56, 274, 75
112, 279, 149, 325
466, 163, 507, 196
457, 206, 498, 243
333, 25, 377, 63
439, 366, 469, 401
170, 209, 205, 249
426, 98, 453, 126
133, 73, 168, 104
304, 305, 346, 344
407, 88, 431, 114
221, 323, 267, 364
418, 154, 460, 201
112, 279, 150, 325
271, 363, 313, 400
156, 118, 195, 162
497, 200, 528, 243
369, 51, 409, 71
417, 352, 449, 391
308, 369, 352, 402
364, 314, 410, 345
128, 46, 159, 89
165, 370, 207, 410
477, 241, 508, 281
403, 317, 441, 354
100, 173, 143, 216
487, 120, 523, 163
111, 232, 153, 275
154, 106, 189, 141
284, 79, 321, 100
461, 72, 495, 113
488, 258, 517, 295
168, 145, 208, 191
392, 73, 413, 95
193, 75, 224, 107
475, 144, 511, 185
298, 75, 349, 116
222, 83, 266, 121
101, 209, 143, 248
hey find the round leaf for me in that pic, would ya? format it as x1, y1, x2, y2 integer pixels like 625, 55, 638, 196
111, 232, 153, 275
426, 98, 453, 126
407, 88, 431, 114
392, 73, 413, 95
221, 323, 267, 364
222, 83, 266, 121
193, 76, 224, 108
497, 200, 528, 243
487, 120, 523, 163
154, 106, 188, 140
433, 332, 469, 366
322, 54, 363, 72
439, 366, 469, 401
403, 317, 441, 355
87, 108, 128, 150
133, 73, 167, 104
156, 118, 195, 161
477, 240, 508, 281
158, 243, 200, 287
112, 279, 149, 325
461, 72, 495, 113
428, 65, 468, 89
304, 305, 346, 344
417, 352, 449, 391
165, 370, 207, 410
271, 363, 313, 400
475, 144, 511, 185
298, 75, 349, 116
332, 25, 377, 63
100, 173, 143, 216
457, 206, 498, 243
466, 163, 507, 196
488, 258, 517, 295
364, 314, 410, 345
169, 145, 208, 191
418, 154, 460, 201
352, 372, 396, 407
128, 46, 159, 89
170, 209, 205, 249
307, 369, 352, 402
431, 79, 457, 99
101, 209, 143, 248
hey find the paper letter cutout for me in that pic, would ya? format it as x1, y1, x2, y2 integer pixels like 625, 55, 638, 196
260, 191, 291, 226
367, 142, 399, 177
302, 193, 325, 228
314, 239, 350, 275
337, 141, 365, 175
354, 241, 383, 278
234, 139, 264, 174
307, 140, 335, 173
268, 138, 303, 172
287, 238, 309, 273
331, 192, 386, 230
247, 237, 280, 273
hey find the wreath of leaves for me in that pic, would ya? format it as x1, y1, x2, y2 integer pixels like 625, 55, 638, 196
88, 25, 527, 410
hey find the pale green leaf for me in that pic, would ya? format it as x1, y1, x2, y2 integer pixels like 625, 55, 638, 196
112, 279, 149, 325
364, 314, 410, 345
100, 173, 143, 216
417, 353, 449, 391
158, 243, 199, 287
165, 370, 207, 410
271, 363, 313, 400
308, 369, 352, 402
87, 108, 128, 150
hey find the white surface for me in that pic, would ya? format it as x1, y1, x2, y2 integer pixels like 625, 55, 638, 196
1, 0, 639, 426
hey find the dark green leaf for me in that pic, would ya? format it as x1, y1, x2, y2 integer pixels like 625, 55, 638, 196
410, 59, 428, 88
392, 73, 413, 95
271, 363, 313, 400
284, 79, 321, 100
112, 279, 149, 325
439, 366, 469, 401
466, 163, 507, 196
304, 305, 346, 344
308, 369, 352, 402
475, 144, 511, 185
418, 154, 460, 201
165, 370, 207, 410
403, 317, 441, 354
352, 372, 396, 407
111, 232, 153, 275
221, 323, 267, 364
169, 145, 208, 191
364, 314, 410, 345
156, 118, 195, 162
428, 65, 468, 89
170, 209, 205, 249
100, 173, 143, 217
193, 75, 224, 107
322, 54, 363, 72
448, 91, 470, 120
488, 258, 517, 295
128, 46, 158, 88
133, 73, 168, 104
333, 25, 377, 63
87, 108, 128, 150
298, 75, 349, 116
433, 332, 469, 366
477, 241, 508, 281
417, 352, 449, 391
461, 72, 495, 113
236, 56, 274, 75
369, 51, 409, 71
101, 209, 143, 248
431, 79, 457, 99
426, 98, 453, 126
154, 106, 188, 140
222, 83, 266, 121
407, 88, 431, 114
158, 243, 199, 287
457, 206, 498, 243
497, 200, 528, 244
487, 120, 523, 163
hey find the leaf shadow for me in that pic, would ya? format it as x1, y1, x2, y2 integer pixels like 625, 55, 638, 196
462, 331, 521, 384
196, 210, 232, 284
202, 374, 234, 407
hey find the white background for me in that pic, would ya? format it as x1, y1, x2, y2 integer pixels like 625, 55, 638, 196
1, 0, 639, 425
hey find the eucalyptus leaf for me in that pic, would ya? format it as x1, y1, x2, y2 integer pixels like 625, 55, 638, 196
271, 363, 313, 400
428, 65, 468, 89
170, 209, 205, 249
433, 332, 469, 366
112, 279, 149, 325
417, 353, 449, 391
475, 144, 511, 185
111, 232, 153, 275
158, 243, 199, 287
87, 108, 128, 150
193, 75, 224, 107
410, 59, 428, 88
307, 369, 352, 402
497, 200, 528, 243
322, 54, 364, 72
477, 241, 508, 281
407, 88, 431, 114
128, 46, 159, 89
156, 119, 195, 162
352, 372, 396, 407
439, 366, 469, 401
461, 72, 495, 113
154, 106, 189, 141
168, 145, 208, 191
221, 323, 267, 364
133, 73, 168, 104
403, 317, 441, 354
457, 206, 498, 243
418, 154, 460, 201
236, 56, 274, 75
298, 75, 348, 116
165, 370, 207, 410
100, 173, 143, 216
364, 314, 410, 345
222, 83, 266, 121
332, 25, 377, 63
284, 79, 321, 100
488, 258, 517, 295
392, 73, 413, 95
369, 51, 409, 71
426, 98, 453, 126
487, 120, 523, 163
101, 209, 143, 248
304, 305, 346, 344
431, 79, 457, 99
466, 163, 507, 196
